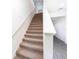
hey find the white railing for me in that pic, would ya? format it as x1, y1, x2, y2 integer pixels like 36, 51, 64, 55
43, 7, 56, 59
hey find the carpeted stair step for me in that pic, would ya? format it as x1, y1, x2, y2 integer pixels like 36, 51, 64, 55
14, 56, 29, 59
28, 26, 43, 30
29, 24, 42, 27
20, 41, 43, 52
23, 38, 43, 44
26, 30, 43, 34
24, 33, 43, 39
16, 48, 43, 59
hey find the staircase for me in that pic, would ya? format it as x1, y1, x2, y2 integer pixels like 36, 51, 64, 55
14, 13, 43, 59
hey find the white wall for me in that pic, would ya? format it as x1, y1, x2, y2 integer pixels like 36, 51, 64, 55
52, 16, 66, 44
12, 0, 35, 58
44, 0, 66, 17
13, 0, 35, 35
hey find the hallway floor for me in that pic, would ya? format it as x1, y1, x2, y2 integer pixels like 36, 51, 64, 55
53, 36, 67, 59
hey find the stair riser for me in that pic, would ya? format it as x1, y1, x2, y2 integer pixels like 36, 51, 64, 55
29, 25, 42, 27
24, 37, 43, 40
30, 23, 42, 24
28, 27, 43, 30
24, 35, 43, 39
26, 32, 43, 34
28, 28, 43, 30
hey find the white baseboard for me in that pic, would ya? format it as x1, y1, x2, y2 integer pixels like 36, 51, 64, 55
12, 10, 35, 58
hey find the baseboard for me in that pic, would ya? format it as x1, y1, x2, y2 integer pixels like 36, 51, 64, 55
12, 10, 35, 58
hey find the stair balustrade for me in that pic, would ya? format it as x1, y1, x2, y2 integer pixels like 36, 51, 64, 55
43, 7, 56, 59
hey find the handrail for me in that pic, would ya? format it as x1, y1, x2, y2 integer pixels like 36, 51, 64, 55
43, 7, 56, 34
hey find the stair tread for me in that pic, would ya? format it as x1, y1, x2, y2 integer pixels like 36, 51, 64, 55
23, 38, 43, 43
17, 48, 43, 59
25, 33, 43, 37
20, 41, 43, 51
